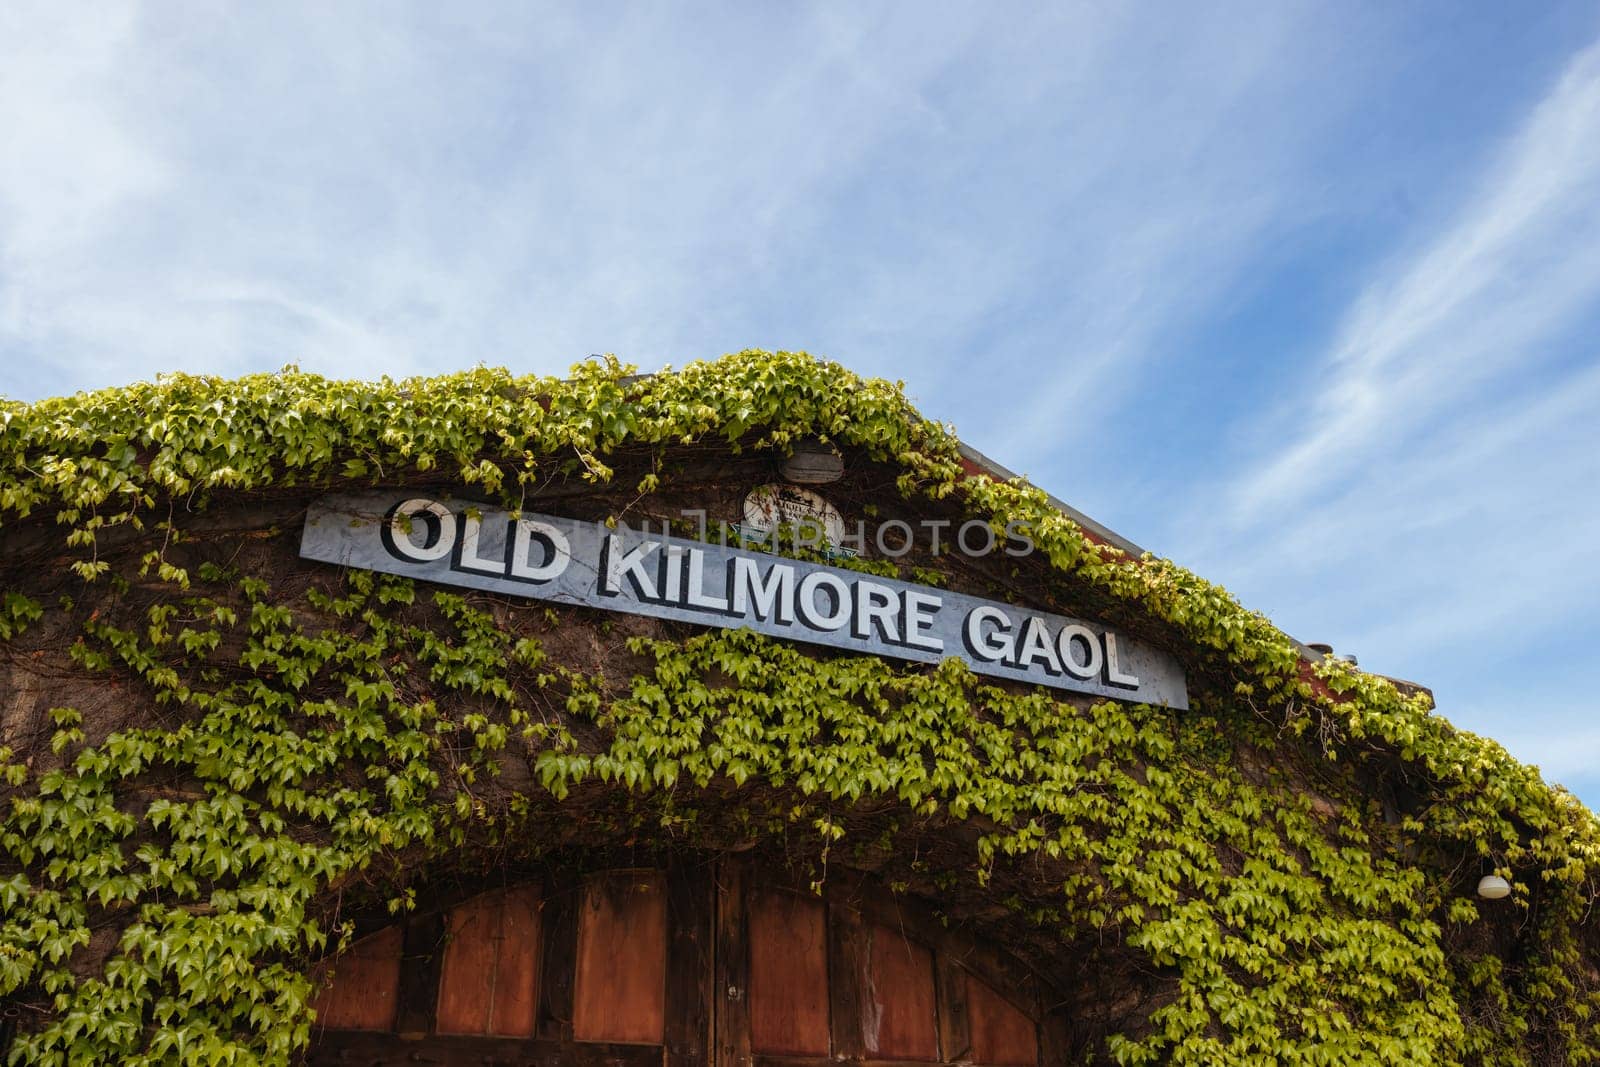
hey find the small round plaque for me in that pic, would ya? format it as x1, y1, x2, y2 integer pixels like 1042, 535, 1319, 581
742, 484, 845, 545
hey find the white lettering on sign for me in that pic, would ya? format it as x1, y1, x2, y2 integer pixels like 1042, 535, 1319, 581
510, 519, 570, 583
301, 492, 1189, 708
381, 498, 456, 562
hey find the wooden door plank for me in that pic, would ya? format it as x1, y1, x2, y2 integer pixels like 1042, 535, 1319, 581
436, 893, 500, 1035
572, 870, 668, 1044
864, 924, 938, 1062
826, 882, 867, 1062
665, 860, 715, 1067
716, 857, 753, 1067
311, 924, 404, 1033
966, 975, 1038, 1066
537, 876, 581, 1042
748, 888, 830, 1056
935, 954, 973, 1064
395, 910, 446, 1039
489, 884, 542, 1037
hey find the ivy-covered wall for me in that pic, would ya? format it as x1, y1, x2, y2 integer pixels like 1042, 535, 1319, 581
0, 350, 1596, 1065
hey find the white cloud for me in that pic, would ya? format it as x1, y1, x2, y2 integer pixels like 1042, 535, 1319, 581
0, 1, 171, 384
1226, 35, 1600, 524
0, 3, 166, 259
0, 2, 1337, 402
1200, 353, 1600, 657
1165, 31, 1600, 788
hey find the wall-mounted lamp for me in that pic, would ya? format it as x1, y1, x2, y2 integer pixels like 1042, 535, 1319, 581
1476, 874, 1512, 900
781, 439, 844, 485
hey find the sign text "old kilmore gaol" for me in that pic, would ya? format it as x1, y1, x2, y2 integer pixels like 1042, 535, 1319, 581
300, 492, 1188, 707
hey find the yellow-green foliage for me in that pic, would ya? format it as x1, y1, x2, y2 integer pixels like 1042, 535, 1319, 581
0, 350, 1596, 1065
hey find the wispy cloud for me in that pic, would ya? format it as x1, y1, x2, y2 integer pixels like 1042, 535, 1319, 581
1174, 31, 1600, 790
1226, 35, 1600, 524
0, 3, 1009, 393
1201, 350, 1600, 652
0, 3, 1336, 404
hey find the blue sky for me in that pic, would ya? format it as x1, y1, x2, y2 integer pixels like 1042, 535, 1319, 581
3, 3, 1599, 805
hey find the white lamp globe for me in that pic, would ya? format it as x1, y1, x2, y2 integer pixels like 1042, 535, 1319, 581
1477, 874, 1512, 900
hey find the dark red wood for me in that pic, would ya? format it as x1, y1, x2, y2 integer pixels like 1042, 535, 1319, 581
853, 884, 1046, 1022
1039, 1012, 1071, 1067
754, 1060, 963, 1067
748, 888, 830, 1056
437, 885, 542, 1037
935, 954, 972, 1063
537, 878, 581, 1041
305, 1029, 663, 1065
716, 858, 753, 1067
665, 860, 716, 1067
491, 885, 542, 1037
396, 910, 447, 1039
309, 924, 403, 1032
826, 882, 867, 1062
572, 870, 668, 1044
436, 892, 500, 1034
966, 975, 1038, 1066
306, 862, 1064, 1066
864, 924, 938, 1062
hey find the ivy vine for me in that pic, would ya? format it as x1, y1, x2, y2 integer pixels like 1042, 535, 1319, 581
0, 350, 1595, 1065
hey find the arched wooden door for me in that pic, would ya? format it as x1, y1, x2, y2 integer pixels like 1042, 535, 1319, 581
306, 859, 1065, 1065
